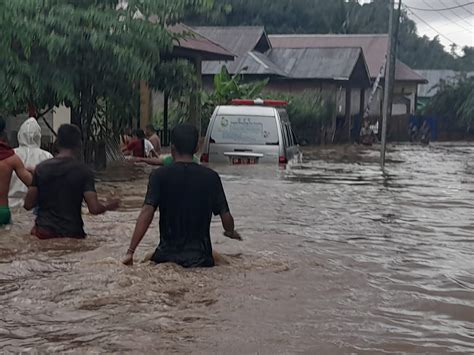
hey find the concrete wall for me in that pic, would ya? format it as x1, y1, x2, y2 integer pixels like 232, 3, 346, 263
53, 105, 71, 132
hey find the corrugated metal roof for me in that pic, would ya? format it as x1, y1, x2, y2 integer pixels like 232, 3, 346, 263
237, 51, 288, 76
415, 70, 474, 97
195, 27, 370, 83
201, 51, 287, 76
168, 24, 234, 61
268, 47, 362, 79
193, 26, 267, 56
269, 34, 426, 83
395, 60, 427, 83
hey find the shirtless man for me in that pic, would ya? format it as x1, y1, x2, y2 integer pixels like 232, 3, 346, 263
0, 117, 33, 226
145, 124, 161, 156
359, 120, 376, 146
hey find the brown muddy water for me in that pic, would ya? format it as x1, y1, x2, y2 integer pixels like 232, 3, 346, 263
0, 143, 473, 354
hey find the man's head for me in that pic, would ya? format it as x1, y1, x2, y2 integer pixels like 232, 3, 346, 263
133, 129, 146, 140
57, 124, 82, 151
171, 124, 199, 157
145, 124, 155, 138
364, 120, 370, 128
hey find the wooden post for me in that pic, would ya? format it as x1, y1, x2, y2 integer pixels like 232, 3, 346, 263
139, 80, 152, 130
345, 86, 352, 142
331, 87, 338, 143
381, 0, 395, 167
163, 92, 169, 146
359, 89, 365, 122
189, 57, 202, 135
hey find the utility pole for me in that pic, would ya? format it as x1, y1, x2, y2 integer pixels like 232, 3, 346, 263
380, 0, 395, 168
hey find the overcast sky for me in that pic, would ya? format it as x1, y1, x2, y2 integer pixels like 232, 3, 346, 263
362, 0, 474, 51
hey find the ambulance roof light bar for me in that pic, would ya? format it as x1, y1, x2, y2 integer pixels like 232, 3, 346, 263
230, 99, 288, 107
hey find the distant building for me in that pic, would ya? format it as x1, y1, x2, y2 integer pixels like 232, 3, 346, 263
270, 34, 428, 117
194, 26, 372, 141
414, 69, 474, 111
193, 28, 427, 120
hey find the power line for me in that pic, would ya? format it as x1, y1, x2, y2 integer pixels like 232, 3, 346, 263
404, 6, 458, 44
437, 0, 474, 28
404, 1, 474, 11
454, 0, 474, 15
422, 0, 473, 32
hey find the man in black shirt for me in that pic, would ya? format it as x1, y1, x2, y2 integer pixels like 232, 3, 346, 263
24, 124, 119, 239
123, 124, 241, 267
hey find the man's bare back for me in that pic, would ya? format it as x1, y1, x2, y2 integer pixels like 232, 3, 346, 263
0, 154, 32, 206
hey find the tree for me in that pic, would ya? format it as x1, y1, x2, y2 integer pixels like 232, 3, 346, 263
200, 66, 269, 131
0, 0, 213, 159
424, 76, 474, 130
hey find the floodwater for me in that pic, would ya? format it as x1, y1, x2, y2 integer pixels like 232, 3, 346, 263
1, 143, 473, 354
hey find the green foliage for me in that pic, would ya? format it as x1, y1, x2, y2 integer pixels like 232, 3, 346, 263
286, 92, 334, 128
210, 66, 269, 104
424, 76, 474, 130
186, 0, 474, 71
267, 90, 335, 143
0, 0, 211, 154
201, 66, 269, 131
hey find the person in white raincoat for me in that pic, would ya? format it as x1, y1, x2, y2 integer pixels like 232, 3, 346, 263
9, 118, 53, 209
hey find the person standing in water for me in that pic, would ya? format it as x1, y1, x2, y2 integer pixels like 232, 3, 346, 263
24, 124, 120, 239
359, 120, 376, 146
0, 117, 33, 226
123, 124, 241, 267
122, 129, 157, 158
9, 117, 53, 210
145, 124, 161, 156
420, 120, 431, 145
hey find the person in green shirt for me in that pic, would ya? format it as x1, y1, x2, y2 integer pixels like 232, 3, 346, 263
134, 154, 199, 166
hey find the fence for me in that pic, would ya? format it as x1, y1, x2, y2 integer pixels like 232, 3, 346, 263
157, 129, 171, 147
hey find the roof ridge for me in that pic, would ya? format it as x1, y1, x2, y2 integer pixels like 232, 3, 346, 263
192, 26, 265, 30
269, 34, 389, 38
271, 46, 363, 50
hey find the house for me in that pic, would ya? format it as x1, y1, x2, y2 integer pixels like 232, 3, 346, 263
270, 34, 428, 117
194, 26, 372, 141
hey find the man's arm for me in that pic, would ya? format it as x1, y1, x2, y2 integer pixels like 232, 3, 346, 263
221, 212, 242, 240
123, 170, 160, 265
155, 137, 161, 156
134, 156, 165, 166
84, 191, 120, 215
212, 173, 242, 241
24, 187, 38, 211
123, 205, 155, 265
149, 149, 159, 158
11, 155, 33, 186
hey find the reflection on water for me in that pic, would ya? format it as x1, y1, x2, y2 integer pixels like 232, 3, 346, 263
1, 143, 473, 353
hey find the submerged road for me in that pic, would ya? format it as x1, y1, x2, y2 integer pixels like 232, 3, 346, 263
0, 143, 473, 354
